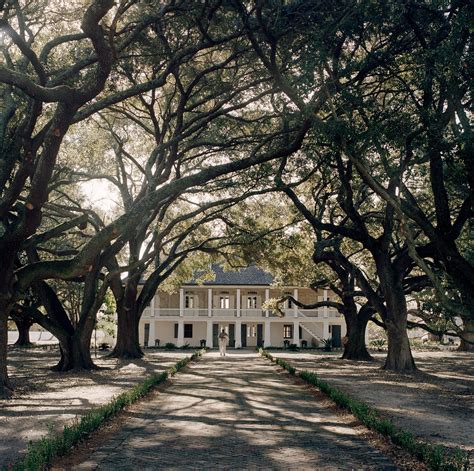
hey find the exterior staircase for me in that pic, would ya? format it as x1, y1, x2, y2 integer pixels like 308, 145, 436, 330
297, 310, 325, 344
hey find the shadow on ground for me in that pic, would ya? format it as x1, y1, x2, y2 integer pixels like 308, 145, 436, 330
75, 352, 397, 470
272, 350, 474, 451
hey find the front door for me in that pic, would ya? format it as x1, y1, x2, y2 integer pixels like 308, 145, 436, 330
213, 323, 219, 348
332, 325, 342, 348
241, 323, 247, 347
229, 324, 235, 347
144, 323, 150, 347
256, 323, 264, 347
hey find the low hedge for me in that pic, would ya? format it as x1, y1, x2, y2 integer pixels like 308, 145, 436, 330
260, 348, 295, 375
259, 349, 469, 471
9, 349, 205, 471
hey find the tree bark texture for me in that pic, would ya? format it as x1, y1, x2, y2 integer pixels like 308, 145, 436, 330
13, 317, 33, 346
377, 257, 416, 371
384, 319, 416, 371
0, 304, 12, 397
110, 302, 143, 359
55, 332, 96, 371
0, 253, 14, 397
110, 278, 143, 359
342, 314, 372, 361
458, 319, 474, 352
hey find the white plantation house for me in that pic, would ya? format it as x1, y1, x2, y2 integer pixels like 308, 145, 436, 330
139, 265, 348, 349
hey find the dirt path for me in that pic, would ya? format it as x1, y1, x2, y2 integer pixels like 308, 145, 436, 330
71, 352, 398, 470
0, 347, 195, 467
2, 348, 470, 468
272, 350, 474, 452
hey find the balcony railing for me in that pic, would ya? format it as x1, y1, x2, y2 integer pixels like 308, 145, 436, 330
142, 307, 342, 319
240, 309, 265, 317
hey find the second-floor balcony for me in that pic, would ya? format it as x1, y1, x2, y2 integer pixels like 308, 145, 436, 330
142, 308, 342, 319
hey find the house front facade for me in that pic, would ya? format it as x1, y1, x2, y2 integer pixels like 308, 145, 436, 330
139, 265, 347, 349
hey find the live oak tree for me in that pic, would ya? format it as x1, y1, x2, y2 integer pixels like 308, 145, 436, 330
0, 0, 118, 395
1, 1, 317, 387
2, 0, 469, 395
345, 5, 473, 351
237, 0, 472, 368
233, 1, 414, 370
53, 36, 309, 361
390, 3, 474, 350
0, 0, 255, 390
305, 1, 473, 350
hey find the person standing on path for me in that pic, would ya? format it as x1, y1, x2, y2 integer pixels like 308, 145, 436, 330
218, 328, 229, 356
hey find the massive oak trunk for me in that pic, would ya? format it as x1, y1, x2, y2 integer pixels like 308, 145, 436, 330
29, 280, 100, 371
13, 317, 33, 347
53, 301, 98, 372
55, 330, 96, 371
342, 310, 372, 361
377, 257, 416, 372
0, 254, 14, 397
0, 302, 12, 398
382, 288, 416, 371
110, 280, 143, 359
110, 304, 142, 358
384, 317, 415, 371
458, 318, 474, 352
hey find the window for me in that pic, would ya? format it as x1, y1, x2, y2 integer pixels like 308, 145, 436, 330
184, 324, 193, 338
219, 296, 230, 309
283, 324, 293, 339
174, 323, 178, 338
247, 324, 257, 337
185, 295, 195, 309
246, 296, 257, 309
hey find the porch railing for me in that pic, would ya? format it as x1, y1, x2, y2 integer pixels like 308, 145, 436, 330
142, 307, 342, 319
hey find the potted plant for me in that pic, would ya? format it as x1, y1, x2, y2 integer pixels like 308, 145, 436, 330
323, 338, 332, 352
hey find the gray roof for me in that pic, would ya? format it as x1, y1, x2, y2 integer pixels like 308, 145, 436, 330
185, 264, 273, 286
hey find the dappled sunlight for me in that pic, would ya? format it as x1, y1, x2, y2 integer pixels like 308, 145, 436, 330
1, 349, 201, 466
72, 353, 396, 469
272, 351, 473, 450
321, 424, 359, 436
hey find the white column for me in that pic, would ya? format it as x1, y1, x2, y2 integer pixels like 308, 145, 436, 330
206, 320, 213, 348
323, 288, 329, 318
236, 288, 241, 317
265, 288, 270, 318
264, 320, 271, 347
156, 293, 160, 317
179, 288, 184, 317
177, 320, 184, 346
208, 288, 213, 317
149, 320, 156, 346
235, 320, 242, 348
293, 319, 300, 345
150, 294, 155, 317
323, 320, 330, 340
293, 288, 298, 318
